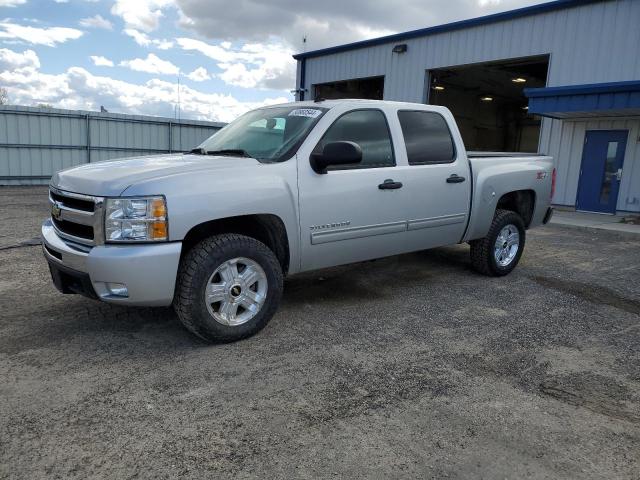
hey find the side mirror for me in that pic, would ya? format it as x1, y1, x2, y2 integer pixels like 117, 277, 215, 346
310, 141, 362, 174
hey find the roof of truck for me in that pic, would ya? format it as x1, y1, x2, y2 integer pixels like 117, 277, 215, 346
265, 99, 448, 110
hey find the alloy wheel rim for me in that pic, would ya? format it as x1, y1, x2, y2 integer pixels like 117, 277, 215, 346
205, 257, 268, 326
494, 224, 520, 267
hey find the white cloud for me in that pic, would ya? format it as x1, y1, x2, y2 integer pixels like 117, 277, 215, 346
90, 55, 114, 67
0, 49, 287, 122
120, 53, 179, 75
186, 66, 210, 82
79, 15, 113, 30
0, 22, 83, 46
111, 0, 175, 32
0, 47, 39, 71
153, 38, 173, 50
0, 0, 26, 7
176, 37, 236, 63
123, 28, 151, 46
123, 28, 173, 49
177, 38, 295, 90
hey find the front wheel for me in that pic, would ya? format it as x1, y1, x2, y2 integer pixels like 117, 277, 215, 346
469, 209, 525, 276
174, 234, 283, 343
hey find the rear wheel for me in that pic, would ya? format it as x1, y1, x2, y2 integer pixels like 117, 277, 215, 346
174, 234, 283, 342
470, 209, 525, 276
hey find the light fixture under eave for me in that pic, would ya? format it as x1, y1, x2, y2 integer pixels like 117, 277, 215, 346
433, 85, 445, 91
480, 96, 493, 102
392, 44, 408, 54
522, 106, 529, 110
512, 77, 527, 83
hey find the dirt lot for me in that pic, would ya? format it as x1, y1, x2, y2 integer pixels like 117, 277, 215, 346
1, 186, 639, 479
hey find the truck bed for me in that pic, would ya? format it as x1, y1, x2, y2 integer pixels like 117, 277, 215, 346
463, 152, 554, 242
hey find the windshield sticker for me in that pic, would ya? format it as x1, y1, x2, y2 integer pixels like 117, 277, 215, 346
288, 108, 322, 118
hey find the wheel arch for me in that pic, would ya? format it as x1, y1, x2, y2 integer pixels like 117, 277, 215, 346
181, 214, 290, 275
496, 189, 536, 228
464, 187, 538, 242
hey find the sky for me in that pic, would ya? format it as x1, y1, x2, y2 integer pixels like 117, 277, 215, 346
0, 0, 540, 122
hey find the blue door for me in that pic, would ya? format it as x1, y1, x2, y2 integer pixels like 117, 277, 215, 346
576, 130, 628, 214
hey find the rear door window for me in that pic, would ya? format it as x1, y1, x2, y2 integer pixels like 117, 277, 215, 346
397, 110, 455, 165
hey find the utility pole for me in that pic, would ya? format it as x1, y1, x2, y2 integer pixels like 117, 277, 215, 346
176, 71, 182, 152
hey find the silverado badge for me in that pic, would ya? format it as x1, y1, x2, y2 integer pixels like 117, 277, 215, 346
310, 221, 351, 231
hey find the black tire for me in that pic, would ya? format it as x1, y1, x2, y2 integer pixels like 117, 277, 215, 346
469, 209, 526, 277
174, 234, 283, 343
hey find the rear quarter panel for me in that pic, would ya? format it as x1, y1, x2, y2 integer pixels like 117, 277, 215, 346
463, 155, 553, 242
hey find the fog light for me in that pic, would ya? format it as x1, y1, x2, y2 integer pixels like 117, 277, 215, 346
106, 282, 128, 297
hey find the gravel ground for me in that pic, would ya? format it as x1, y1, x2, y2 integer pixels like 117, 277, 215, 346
1, 186, 639, 479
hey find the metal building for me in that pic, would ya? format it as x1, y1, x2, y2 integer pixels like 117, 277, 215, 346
0, 105, 224, 185
294, 0, 640, 214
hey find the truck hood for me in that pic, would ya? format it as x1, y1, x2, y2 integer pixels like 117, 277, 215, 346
51, 153, 261, 196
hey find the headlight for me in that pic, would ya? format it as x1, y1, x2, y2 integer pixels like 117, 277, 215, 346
104, 196, 168, 242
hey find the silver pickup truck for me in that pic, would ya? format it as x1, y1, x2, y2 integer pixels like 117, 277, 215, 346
43, 100, 554, 342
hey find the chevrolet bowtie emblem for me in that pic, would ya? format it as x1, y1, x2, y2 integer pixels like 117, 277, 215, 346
51, 201, 62, 220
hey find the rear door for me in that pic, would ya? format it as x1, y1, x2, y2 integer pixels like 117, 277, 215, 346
297, 107, 408, 271
394, 109, 471, 251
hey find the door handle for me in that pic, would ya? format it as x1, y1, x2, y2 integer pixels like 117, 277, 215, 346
378, 179, 403, 190
446, 174, 466, 183
616, 168, 623, 181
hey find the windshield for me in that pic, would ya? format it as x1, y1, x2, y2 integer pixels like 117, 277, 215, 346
196, 105, 328, 162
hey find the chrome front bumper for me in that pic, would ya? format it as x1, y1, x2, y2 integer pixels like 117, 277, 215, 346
42, 219, 182, 307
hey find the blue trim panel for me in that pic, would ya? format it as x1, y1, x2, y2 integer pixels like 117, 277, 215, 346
525, 81, 640, 118
524, 80, 640, 97
293, 0, 608, 60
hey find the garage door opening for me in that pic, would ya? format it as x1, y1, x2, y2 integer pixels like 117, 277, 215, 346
313, 76, 384, 101
428, 56, 548, 152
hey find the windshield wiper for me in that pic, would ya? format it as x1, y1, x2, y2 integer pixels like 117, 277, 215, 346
189, 147, 255, 159
205, 149, 254, 158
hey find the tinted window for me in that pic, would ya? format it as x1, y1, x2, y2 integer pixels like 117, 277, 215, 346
398, 111, 455, 165
314, 109, 394, 169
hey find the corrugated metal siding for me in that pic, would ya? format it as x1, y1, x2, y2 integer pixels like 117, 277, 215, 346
0, 106, 224, 185
542, 117, 640, 212
301, 0, 640, 100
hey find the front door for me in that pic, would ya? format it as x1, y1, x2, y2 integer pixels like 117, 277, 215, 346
298, 108, 408, 271
576, 130, 628, 214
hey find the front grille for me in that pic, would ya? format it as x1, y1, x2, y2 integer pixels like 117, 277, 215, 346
49, 188, 103, 246
52, 218, 94, 240
50, 190, 95, 212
